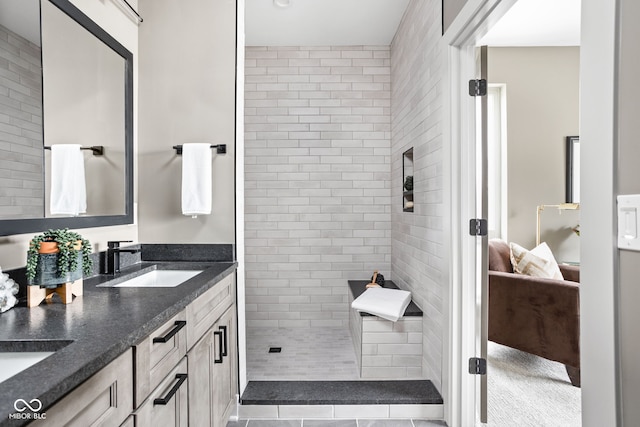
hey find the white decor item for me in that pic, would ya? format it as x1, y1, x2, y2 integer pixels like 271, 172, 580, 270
0, 267, 19, 313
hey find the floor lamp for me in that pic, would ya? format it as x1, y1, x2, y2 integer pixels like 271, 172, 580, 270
536, 203, 580, 246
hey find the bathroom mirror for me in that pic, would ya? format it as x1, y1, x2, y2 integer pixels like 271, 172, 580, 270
0, 0, 133, 236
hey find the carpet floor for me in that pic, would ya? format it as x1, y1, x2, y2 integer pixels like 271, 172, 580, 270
486, 341, 581, 426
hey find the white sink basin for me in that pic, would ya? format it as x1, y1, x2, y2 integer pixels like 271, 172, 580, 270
0, 352, 55, 384
100, 270, 203, 288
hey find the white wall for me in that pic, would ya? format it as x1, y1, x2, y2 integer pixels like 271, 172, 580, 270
243, 45, 392, 329
487, 47, 579, 250
390, 0, 444, 390
615, 0, 640, 424
137, 0, 236, 244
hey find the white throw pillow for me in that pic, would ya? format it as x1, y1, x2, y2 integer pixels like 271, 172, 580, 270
509, 242, 564, 280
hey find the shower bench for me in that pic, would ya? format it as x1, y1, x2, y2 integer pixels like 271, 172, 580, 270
348, 280, 424, 379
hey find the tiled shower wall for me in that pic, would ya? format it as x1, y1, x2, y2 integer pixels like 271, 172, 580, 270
0, 24, 43, 219
390, 0, 444, 389
244, 46, 391, 328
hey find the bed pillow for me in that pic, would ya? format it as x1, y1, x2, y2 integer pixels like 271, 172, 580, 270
509, 242, 564, 280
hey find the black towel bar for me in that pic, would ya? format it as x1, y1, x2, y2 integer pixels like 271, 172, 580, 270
173, 144, 226, 155
44, 145, 104, 156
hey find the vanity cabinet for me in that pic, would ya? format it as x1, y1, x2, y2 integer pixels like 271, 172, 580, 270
188, 305, 237, 427
29, 270, 236, 427
133, 271, 237, 427
30, 349, 133, 427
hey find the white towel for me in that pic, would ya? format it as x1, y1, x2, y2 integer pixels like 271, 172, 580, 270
182, 143, 212, 217
50, 144, 86, 216
351, 287, 412, 322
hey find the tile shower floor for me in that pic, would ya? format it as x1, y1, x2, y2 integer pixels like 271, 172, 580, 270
247, 327, 360, 380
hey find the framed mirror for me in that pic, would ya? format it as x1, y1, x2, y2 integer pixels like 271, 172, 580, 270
565, 136, 580, 204
0, 0, 133, 236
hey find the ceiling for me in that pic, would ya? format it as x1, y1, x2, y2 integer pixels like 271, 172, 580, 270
480, 0, 581, 46
0, 0, 41, 46
245, 0, 411, 46
246, 0, 580, 48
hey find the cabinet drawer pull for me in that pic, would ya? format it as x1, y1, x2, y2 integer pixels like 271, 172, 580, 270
153, 320, 187, 343
214, 330, 223, 364
153, 373, 188, 405
219, 325, 228, 357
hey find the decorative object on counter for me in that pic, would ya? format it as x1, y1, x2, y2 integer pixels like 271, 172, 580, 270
25, 229, 92, 307
0, 267, 19, 313
366, 270, 385, 288
404, 175, 413, 191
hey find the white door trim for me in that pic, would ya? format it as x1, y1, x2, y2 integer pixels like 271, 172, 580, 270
235, 0, 248, 395
441, 1, 518, 426
579, 0, 619, 425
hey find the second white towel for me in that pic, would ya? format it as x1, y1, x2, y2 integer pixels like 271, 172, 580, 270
351, 287, 412, 322
50, 144, 86, 216
182, 143, 212, 216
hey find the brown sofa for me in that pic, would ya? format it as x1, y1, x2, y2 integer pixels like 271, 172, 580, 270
488, 239, 581, 387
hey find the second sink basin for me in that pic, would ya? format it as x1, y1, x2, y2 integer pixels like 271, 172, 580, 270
0, 340, 73, 384
99, 270, 203, 288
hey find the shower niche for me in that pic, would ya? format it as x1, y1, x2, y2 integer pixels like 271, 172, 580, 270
402, 147, 414, 212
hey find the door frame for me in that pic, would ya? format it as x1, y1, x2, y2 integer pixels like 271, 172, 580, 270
443, 0, 619, 426
441, 2, 518, 425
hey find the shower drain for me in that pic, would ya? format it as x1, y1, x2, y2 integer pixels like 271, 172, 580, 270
268, 347, 282, 353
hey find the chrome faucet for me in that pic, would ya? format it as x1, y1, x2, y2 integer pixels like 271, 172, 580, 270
106, 240, 140, 274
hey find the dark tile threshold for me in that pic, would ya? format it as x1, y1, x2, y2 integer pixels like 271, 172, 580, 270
240, 380, 443, 405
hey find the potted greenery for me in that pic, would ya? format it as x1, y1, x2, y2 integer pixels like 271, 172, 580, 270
26, 229, 92, 287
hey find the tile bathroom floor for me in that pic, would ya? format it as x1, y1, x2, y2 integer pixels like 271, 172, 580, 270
247, 327, 360, 380
228, 420, 447, 427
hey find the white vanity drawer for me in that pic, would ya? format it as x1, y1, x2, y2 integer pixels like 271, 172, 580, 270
133, 310, 187, 408
133, 358, 188, 427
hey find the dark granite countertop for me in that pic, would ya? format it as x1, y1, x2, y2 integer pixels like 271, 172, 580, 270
0, 248, 236, 426
348, 280, 423, 317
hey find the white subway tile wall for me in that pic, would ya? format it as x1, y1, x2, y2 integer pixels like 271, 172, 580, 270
0, 24, 44, 218
244, 46, 392, 329
390, 0, 444, 389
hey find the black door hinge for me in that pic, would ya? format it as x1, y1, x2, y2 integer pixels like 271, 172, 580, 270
469, 219, 488, 236
469, 357, 487, 375
469, 79, 487, 97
